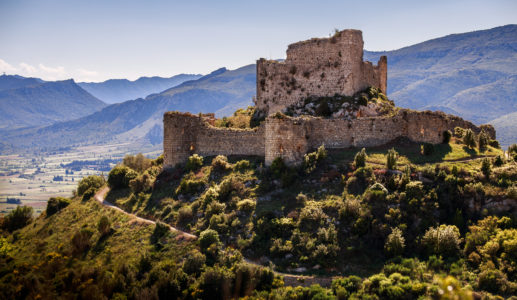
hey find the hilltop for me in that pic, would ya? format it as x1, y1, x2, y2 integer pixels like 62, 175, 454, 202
2, 132, 516, 298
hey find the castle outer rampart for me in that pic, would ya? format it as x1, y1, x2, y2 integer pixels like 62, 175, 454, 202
256, 30, 387, 115
164, 110, 495, 167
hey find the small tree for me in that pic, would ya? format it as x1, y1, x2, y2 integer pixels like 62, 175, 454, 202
1, 206, 33, 232
478, 131, 489, 151
385, 228, 405, 256
386, 148, 398, 170
421, 225, 461, 257
463, 129, 476, 149
481, 158, 491, 179
77, 175, 105, 196
354, 148, 367, 168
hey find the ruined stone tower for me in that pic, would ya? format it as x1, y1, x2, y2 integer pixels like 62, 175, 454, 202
256, 29, 387, 115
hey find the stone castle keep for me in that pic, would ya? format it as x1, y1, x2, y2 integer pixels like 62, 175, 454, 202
163, 29, 495, 168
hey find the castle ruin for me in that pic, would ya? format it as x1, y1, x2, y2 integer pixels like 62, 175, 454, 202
163, 30, 495, 168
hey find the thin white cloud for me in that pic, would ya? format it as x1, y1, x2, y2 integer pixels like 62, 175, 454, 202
0, 59, 17, 73
38, 63, 66, 76
1, 58, 102, 81
19, 62, 37, 74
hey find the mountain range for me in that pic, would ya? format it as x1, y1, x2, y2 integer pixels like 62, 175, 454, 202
77, 74, 202, 104
2, 65, 256, 151
0, 76, 106, 129
1, 25, 516, 151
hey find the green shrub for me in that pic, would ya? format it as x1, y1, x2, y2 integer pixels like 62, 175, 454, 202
183, 250, 206, 275
421, 225, 461, 257
129, 173, 153, 194
82, 187, 96, 201
237, 199, 256, 214
463, 129, 476, 148
151, 222, 170, 244
481, 158, 491, 179
71, 228, 93, 254
270, 157, 287, 178
386, 148, 398, 170
494, 155, 504, 166
303, 145, 327, 173
423, 143, 434, 155
77, 175, 105, 196
489, 139, 500, 149
354, 148, 367, 168
108, 165, 137, 189
507, 185, 517, 200
97, 216, 111, 236
454, 127, 465, 138
211, 155, 231, 172
443, 130, 452, 144
186, 154, 204, 172
332, 276, 362, 299
177, 206, 193, 225
385, 228, 405, 256
478, 269, 508, 294
1, 206, 33, 232
298, 205, 327, 232
46, 197, 70, 217
508, 144, 517, 155
234, 160, 251, 171
196, 266, 233, 300
199, 229, 221, 252
176, 177, 205, 195
122, 153, 152, 173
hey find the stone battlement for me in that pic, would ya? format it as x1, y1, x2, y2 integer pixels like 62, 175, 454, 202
163, 30, 495, 168
256, 29, 387, 115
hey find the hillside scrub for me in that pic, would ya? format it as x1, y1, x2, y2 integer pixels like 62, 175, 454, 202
4, 136, 516, 298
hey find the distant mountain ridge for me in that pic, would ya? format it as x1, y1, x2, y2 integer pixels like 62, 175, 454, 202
78, 74, 202, 104
3, 65, 256, 150
0, 77, 106, 129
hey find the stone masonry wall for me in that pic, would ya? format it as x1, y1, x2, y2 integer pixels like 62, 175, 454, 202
163, 112, 265, 167
263, 110, 496, 166
256, 30, 387, 115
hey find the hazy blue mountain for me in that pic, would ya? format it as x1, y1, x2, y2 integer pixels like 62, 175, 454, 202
0, 79, 106, 129
78, 74, 203, 104
0, 74, 44, 91
3, 65, 255, 150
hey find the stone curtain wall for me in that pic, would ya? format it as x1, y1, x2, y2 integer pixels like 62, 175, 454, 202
256, 30, 387, 115
163, 112, 265, 167
164, 110, 495, 168
263, 110, 495, 166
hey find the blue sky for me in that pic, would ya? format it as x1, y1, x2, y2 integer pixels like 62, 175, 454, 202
0, 0, 515, 82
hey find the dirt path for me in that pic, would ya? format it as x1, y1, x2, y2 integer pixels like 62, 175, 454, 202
93, 187, 335, 287
94, 187, 197, 241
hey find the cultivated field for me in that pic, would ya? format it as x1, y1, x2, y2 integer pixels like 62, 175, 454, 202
0, 142, 161, 215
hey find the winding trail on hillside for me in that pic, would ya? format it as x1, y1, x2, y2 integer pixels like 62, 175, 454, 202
94, 187, 197, 241
93, 187, 335, 287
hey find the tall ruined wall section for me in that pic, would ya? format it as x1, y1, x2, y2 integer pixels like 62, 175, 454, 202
163, 112, 265, 167
256, 30, 387, 115
264, 110, 496, 166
